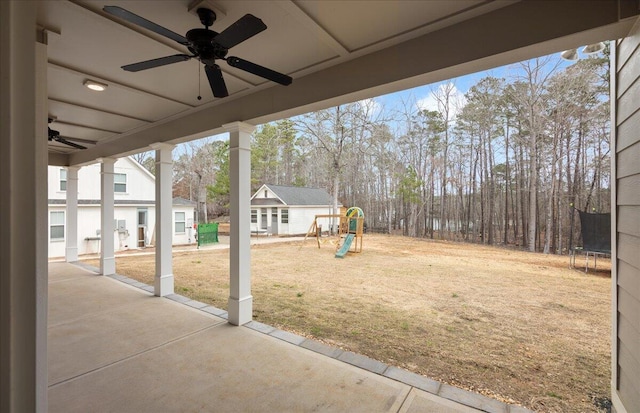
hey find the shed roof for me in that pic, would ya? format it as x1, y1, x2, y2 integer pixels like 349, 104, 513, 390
253, 185, 335, 206
172, 197, 197, 206
252, 198, 284, 206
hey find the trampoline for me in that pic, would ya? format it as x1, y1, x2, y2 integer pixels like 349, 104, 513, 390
570, 210, 611, 273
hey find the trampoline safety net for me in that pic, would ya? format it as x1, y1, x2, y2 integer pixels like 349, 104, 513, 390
197, 223, 219, 248
577, 210, 611, 254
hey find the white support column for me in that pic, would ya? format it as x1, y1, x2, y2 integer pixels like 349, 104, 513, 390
1, 3, 48, 410
151, 143, 175, 297
226, 122, 255, 326
99, 158, 116, 276
34, 41, 49, 412
65, 166, 80, 262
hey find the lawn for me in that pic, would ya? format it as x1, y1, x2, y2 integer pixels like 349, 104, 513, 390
89, 234, 612, 412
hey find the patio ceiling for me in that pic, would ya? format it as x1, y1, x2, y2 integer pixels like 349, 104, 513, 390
39, 1, 639, 167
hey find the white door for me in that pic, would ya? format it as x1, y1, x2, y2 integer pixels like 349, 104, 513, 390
137, 209, 147, 247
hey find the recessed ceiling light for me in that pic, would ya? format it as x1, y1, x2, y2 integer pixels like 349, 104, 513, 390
582, 42, 605, 54
560, 49, 578, 61
83, 79, 108, 91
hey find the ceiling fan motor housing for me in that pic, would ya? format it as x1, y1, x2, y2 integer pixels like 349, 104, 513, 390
186, 28, 227, 64
197, 8, 216, 28
103, 5, 292, 99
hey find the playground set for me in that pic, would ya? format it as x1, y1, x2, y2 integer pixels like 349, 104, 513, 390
303, 207, 364, 258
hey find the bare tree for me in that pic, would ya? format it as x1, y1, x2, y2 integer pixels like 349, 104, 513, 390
131, 150, 155, 174
295, 100, 383, 232
432, 82, 464, 239
220, 52, 611, 254
510, 57, 561, 251
173, 137, 220, 222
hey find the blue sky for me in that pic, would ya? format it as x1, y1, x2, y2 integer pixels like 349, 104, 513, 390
375, 50, 578, 119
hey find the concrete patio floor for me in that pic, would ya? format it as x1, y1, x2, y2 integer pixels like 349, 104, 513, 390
48, 262, 531, 413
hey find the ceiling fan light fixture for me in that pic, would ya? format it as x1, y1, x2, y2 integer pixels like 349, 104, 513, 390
83, 79, 108, 91
560, 49, 579, 61
582, 42, 605, 54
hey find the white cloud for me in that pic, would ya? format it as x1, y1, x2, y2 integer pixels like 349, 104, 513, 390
416, 94, 438, 113
357, 98, 382, 118
416, 82, 467, 120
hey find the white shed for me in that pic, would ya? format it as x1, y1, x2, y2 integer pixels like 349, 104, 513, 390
250, 184, 341, 236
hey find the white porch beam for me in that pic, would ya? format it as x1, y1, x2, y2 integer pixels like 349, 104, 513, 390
0, 2, 48, 410
65, 166, 80, 262
99, 157, 116, 276
151, 143, 175, 297
226, 122, 255, 326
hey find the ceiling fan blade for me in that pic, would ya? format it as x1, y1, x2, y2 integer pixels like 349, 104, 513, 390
48, 127, 97, 146
103, 6, 189, 45
122, 54, 191, 72
214, 14, 267, 49
226, 56, 292, 86
59, 136, 97, 146
205, 64, 229, 98
54, 137, 87, 150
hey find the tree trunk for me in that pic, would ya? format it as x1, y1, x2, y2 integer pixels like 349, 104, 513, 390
504, 119, 510, 244
528, 130, 537, 252
519, 143, 528, 249
332, 171, 339, 234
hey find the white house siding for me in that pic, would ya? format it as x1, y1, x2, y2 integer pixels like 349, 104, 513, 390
250, 185, 338, 236
172, 205, 196, 245
48, 203, 158, 258
613, 18, 640, 413
48, 206, 67, 258
48, 157, 155, 202
288, 206, 335, 235
47, 157, 194, 258
251, 206, 335, 236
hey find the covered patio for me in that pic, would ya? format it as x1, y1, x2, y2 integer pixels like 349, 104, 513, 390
3, 1, 640, 412
48, 261, 517, 413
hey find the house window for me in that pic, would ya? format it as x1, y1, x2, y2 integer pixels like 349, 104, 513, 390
175, 212, 186, 234
50, 211, 65, 241
281, 209, 289, 224
251, 209, 257, 223
114, 173, 127, 193
260, 208, 267, 229
59, 168, 67, 191
264, 190, 268, 198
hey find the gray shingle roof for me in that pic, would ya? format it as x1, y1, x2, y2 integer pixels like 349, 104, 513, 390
256, 185, 334, 206
172, 197, 197, 206
251, 198, 284, 206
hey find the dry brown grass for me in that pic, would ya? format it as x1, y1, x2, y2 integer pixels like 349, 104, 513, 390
89, 234, 611, 412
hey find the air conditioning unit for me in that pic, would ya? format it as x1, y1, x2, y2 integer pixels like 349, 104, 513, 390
116, 219, 127, 233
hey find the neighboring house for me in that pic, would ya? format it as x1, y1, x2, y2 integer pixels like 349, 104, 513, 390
47, 157, 196, 258
171, 197, 198, 245
250, 184, 341, 235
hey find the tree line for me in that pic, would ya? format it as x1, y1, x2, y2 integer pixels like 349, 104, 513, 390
152, 51, 609, 254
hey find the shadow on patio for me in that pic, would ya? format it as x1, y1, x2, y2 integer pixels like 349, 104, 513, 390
48, 262, 529, 413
